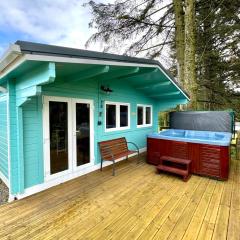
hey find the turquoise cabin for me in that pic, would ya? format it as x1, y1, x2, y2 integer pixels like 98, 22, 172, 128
0, 41, 189, 200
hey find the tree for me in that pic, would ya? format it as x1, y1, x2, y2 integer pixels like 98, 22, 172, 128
86, 0, 240, 116
184, 0, 197, 109
196, 0, 240, 113
86, 1, 174, 60
173, 0, 185, 87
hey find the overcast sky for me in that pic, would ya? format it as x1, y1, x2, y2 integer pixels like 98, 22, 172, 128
0, 0, 115, 56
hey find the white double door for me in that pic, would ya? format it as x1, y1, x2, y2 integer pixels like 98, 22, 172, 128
43, 96, 94, 181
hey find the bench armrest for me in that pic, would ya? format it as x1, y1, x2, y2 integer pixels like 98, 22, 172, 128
127, 142, 139, 153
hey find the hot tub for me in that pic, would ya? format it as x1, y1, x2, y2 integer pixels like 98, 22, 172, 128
147, 129, 232, 180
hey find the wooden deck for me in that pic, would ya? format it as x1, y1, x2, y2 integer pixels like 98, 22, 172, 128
0, 154, 239, 240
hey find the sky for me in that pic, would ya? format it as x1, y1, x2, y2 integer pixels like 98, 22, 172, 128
0, 0, 173, 67
0, 0, 114, 57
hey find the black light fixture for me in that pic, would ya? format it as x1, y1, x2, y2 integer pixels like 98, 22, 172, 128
101, 85, 113, 94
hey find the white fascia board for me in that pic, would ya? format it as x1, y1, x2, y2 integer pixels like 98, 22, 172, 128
0, 44, 22, 73
25, 54, 157, 68
0, 55, 27, 83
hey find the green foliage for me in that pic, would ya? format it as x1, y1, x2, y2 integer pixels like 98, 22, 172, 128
86, 0, 174, 58
196, 0, 240, 117
86, 0, 240, 118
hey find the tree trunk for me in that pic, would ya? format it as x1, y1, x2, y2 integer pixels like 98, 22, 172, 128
173, 0, 185, 88
184, 0, 197, 109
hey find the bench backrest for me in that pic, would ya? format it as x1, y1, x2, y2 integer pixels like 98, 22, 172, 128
99, 137, 128, 160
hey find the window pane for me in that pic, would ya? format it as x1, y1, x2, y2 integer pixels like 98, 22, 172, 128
106, 104, 116, 129
120, 105, 128, 127
76, 103, 90, 167
137, 106, 143, 125
146, 107, 151, 125
49, 101, 68, 174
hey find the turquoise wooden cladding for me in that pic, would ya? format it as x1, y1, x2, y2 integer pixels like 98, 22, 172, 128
0, 95, 8, 180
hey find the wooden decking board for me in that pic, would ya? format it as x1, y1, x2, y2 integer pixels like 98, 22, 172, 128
0, 157, 136, 215
231, 160, 240, 211
152, 178, 209, 240
78, 173, 177, 240
137, 176, 201, 240
30, 165, 160, 240
0, 155, 239, 240
227, 209, 240, 240
211, 160, 235, 240
0, 160, 142, 235
124, 177, 201, 240
5, 161, 153, 239
196, 181, 225, 240
181, 181, 217, 240
34, 166, 163, 240
194, 162, 235, 240
167, 179, 212, 240
212, 204, 231, 240
101, 178, 180, 240
227, 160, 240, 240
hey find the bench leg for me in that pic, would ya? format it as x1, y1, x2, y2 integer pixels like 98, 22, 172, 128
100, 159, 103, 171
112, 160, 116, 176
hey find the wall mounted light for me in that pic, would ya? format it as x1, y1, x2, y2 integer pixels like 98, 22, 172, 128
101, 85, 113, 94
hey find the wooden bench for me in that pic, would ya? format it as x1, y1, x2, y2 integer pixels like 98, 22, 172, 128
99, 137, 140, 176
156, 156, 192, 181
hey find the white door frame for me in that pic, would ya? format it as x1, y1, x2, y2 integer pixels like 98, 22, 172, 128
43, 96, 94, 182
72, 98, 95, 171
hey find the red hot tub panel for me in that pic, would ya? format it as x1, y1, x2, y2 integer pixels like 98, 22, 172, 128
147, 138, 230, 180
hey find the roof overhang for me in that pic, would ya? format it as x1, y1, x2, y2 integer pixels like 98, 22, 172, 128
0, 41, 190, 102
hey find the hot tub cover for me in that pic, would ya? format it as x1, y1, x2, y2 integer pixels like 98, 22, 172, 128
169, 111, 234, 133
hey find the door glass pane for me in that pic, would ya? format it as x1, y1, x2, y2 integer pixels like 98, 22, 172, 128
76, 103, 90, 167
137, 106, 143, 125
120, 105, 128, 127
146, 107, 151, 125
106, 104, 116, 129
49, 101, 68, 174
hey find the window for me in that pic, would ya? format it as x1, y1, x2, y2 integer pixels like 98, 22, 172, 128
120, 105, 128, 127
137, 106, 143, 125
146, 106, 151, 125
137, 105, 152, 127
105, 101, 130, 131
106, 104, 116, 129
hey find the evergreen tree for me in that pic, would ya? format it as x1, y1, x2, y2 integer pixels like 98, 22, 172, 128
86, 0, 240, 117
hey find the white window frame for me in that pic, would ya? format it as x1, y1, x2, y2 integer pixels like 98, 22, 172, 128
137, 104, 153, 128
105, 101, 130, 132
43, 96, 95, 182
43, 96, 73, 181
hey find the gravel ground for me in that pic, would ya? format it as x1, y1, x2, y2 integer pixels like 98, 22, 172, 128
0, 179, 9, 205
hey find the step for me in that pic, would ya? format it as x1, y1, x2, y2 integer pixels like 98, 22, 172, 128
160, 156, 191, 165
156, 164, 188, 176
